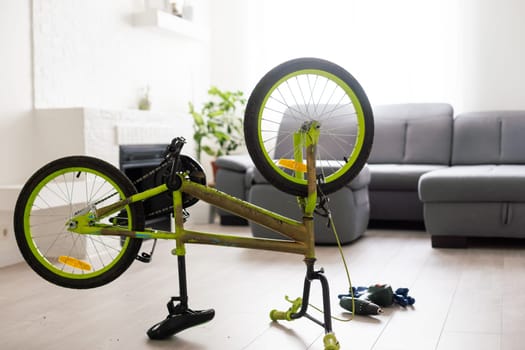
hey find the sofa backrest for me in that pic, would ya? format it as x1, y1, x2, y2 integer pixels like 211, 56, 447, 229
452, 111, 525, 165
367, 103, 454, 165
274, 104, 358, 161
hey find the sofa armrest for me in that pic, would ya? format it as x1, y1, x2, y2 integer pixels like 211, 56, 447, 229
215, 154, 254, 173
347, 164, 370, 190
215, 155, 254, 207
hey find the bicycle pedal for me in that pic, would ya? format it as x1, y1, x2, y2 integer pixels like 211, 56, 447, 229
147, 308, 215, 340
136, 252, 152, 263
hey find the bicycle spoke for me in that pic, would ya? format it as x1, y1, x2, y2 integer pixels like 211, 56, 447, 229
27, 169, 129, 276
245, 58, 373, 196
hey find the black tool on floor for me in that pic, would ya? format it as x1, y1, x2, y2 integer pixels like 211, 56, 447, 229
338, 284, 415, 316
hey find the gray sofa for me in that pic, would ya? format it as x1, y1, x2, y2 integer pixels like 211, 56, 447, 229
216, 104, 525, 249
367, 103, 454, 222
419, 111, 525, 247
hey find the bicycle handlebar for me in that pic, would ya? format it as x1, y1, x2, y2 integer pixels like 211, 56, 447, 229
269, 309, 290, 321
269, 296, 302, 322
323, 333, 340, 350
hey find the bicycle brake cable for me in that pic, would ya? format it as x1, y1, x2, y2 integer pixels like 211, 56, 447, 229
315, 180, 355, 320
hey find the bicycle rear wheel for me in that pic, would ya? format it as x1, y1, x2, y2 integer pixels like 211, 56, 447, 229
13, 156, 144, 289
244, 57, 374, 197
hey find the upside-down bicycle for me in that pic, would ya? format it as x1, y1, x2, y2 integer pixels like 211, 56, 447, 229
13, 58, 374, 349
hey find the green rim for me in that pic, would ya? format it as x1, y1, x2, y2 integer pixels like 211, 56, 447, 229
257, 68, 367, 186
23, 166, 132, 280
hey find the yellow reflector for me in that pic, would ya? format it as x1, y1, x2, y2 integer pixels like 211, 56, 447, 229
278, 159, 307, 173
58, 256, 92, 271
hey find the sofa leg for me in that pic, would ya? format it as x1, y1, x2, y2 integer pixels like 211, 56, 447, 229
431, 235, 468, 248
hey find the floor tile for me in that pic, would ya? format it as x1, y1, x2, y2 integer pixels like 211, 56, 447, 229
437, 331, 500, 350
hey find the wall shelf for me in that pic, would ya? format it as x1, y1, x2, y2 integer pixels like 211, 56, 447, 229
133, 9, 208, 41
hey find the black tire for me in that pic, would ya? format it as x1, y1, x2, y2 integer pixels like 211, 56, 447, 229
13, 156, 144, 289
244, 57, 374, 196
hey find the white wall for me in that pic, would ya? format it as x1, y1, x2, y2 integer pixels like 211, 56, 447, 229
458, 0, 525, 112
0, 1, 33, 185
209, 0, 264, 94
0, 1, 33, 266
210, 0, 460, 108
210, 0, 525, 114
32, 0, 210, 114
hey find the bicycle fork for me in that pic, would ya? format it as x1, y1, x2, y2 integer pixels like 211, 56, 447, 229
268, 123, 339, 349
297, 258, 334, 332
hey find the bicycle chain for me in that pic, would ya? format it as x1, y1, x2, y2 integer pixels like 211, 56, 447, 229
130, 159, 176, 219
93, 158, 175, 219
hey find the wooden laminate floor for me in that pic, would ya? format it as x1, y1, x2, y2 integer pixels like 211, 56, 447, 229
2, 223, 524, 350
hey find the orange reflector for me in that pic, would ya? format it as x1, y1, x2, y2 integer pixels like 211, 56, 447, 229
278, 159, 307, 173
58, 256, 92, 271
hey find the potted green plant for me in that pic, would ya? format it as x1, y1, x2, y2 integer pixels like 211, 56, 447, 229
189, 86, 246, 176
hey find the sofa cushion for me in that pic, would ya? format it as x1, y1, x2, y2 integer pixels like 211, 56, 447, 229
369, 164, 447, 191
452, 111, 525, 165
419, 165, 525, 202
368, 103, 453, 165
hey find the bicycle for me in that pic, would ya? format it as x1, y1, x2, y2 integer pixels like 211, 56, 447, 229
13, 57, 374, 350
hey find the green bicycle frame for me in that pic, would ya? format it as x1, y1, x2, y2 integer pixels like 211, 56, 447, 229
66, 121, 340, 349
68, 122, 321, 260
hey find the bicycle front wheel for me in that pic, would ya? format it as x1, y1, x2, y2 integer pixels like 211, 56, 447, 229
13, 156, 144, 289
244, 58, 374, 197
